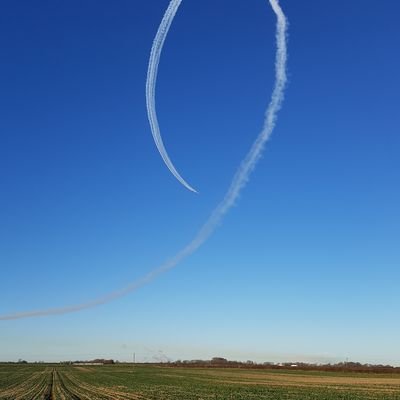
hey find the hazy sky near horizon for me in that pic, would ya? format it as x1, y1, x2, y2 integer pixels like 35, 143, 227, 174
1, 0, 399, 365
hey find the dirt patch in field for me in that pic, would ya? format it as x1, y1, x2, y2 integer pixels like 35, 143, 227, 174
223, 371, 400, 386
73, 366, 93, 373
207, 379, 400, 394
62, 370, 146, 400
176, 369, 400, 393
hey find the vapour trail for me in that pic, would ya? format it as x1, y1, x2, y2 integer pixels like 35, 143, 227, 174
0, 0, 288, 321
146, 0, 197, 193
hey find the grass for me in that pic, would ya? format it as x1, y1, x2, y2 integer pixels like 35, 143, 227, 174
1, 364, 400, 399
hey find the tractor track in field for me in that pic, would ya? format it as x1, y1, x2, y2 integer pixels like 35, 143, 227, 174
60, 371, 145, 400
0, 369, 80, 400
0, 368, 52, 400
41, 368, 53, 400
51, 370, 81, 400
0, 367, 144, 400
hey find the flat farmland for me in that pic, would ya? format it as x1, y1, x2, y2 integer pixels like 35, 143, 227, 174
1, 364, 400, 399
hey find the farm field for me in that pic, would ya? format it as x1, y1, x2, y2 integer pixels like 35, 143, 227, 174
1, 364, 400, 399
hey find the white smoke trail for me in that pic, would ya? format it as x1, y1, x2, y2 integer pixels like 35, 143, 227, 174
146, 0, 197, 193
0, 0, 288, 321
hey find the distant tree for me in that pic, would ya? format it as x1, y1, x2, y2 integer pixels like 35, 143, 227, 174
211, 357, 228, 364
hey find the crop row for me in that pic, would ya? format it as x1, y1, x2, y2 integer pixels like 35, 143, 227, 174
2, 365, 400, 399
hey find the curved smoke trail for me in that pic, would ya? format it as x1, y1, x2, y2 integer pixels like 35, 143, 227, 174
146, 0, 197, 193
0, 0, 288, 321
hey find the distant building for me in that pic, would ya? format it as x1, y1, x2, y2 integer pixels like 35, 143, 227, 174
73, 362, 103, 366
72, 359, 114, 366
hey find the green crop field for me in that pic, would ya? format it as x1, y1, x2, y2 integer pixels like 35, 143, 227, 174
1, 364, 400, 399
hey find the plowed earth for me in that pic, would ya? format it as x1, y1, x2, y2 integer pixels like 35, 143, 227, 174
2, 364, 400, 399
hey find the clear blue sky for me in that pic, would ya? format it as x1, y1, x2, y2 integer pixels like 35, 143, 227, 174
1, 0, 399, 365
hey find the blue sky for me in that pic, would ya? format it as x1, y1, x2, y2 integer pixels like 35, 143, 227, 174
1, 0, 399, 364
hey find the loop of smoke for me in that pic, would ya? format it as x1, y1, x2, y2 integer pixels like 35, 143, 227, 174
146, 0, 197, 193
0, 0, 288, 321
